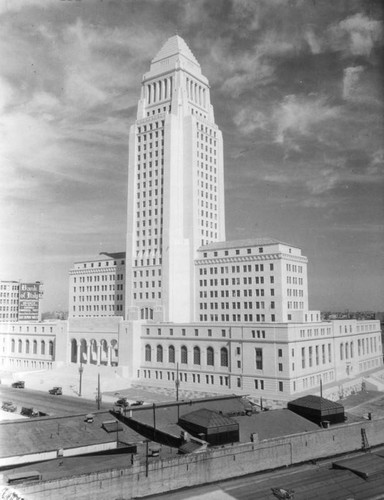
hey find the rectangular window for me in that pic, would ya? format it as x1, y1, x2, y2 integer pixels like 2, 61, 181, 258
255, 348, 263, 370
279, 381, 283, 392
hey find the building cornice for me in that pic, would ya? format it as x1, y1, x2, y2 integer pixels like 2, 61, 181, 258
194, 253, 308, 266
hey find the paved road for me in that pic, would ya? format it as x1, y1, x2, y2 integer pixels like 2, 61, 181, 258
0, 386, 110, 416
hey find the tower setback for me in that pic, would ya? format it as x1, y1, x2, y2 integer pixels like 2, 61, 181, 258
126, 35, 225, 323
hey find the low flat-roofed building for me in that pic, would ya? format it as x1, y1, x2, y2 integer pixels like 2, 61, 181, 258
0, 410, 142, 468
138, 318, 382, 403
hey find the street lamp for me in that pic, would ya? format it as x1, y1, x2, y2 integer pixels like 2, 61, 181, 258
175, 362, 180, 402
78, 362, 84, 397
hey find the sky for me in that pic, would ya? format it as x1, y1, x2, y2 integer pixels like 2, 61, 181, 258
0, 0, 383, 313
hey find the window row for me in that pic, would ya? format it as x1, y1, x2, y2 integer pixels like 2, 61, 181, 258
145, 344, 229, 367
10, 339, 54, 356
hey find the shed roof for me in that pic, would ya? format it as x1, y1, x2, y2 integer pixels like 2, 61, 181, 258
234, 409, 319, 442
179, 408, 237, 429
333, 453, 384, 479
288, 395, 344, 411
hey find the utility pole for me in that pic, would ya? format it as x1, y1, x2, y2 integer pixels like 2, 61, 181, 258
175, 362, 180, 421
145, 440, 149, 477
78, 362, 84, 397
96, 373, 102, 410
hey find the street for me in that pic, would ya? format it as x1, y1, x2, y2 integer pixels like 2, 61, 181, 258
0, 386, 110, 417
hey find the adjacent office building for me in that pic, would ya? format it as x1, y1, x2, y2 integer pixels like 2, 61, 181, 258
0, 281, 42, 323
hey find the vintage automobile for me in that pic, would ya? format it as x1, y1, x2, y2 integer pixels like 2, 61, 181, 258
2, 401, 17, 412
48, 386, 63, 395
20, 407, 39, 417
11, 381, 25, 389
115, 397, 129, 407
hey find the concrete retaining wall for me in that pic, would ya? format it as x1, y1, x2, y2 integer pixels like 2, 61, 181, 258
13, 417, 384, 500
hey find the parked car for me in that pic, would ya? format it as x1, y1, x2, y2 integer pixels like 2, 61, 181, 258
115, 397, 129, 407
48, 387, 62, 395
20, 407, 39, 417
2, 401, 17, 412
11, 381, 25, 389
131, 400, 144, 406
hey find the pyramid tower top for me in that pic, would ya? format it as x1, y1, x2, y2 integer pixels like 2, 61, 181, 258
152, 35, 199, 67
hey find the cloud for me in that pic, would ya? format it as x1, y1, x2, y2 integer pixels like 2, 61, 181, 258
0, 0, 49, 15
233, 108, 268, 135
369, 149, 384, 174
0, 75, 13, 111
342, 65, 365, 100
305, 168, 339, 195
273, 94, 339, 143
329, 13, 383, 57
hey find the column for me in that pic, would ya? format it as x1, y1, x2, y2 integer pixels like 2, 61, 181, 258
87, 343, 91, 364
107, 346, 112, 366
97, 344, 101, 366
77, 343, 81, 365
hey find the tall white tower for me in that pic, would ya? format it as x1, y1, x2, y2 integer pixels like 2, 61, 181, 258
126, 35, 225, 323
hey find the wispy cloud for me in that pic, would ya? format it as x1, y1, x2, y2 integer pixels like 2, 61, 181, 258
329, 13, 383, 57
273, 94, 339, 144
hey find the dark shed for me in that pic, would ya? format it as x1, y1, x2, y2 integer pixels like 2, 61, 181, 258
288, 395, 345, 425
178, 408, 239, 445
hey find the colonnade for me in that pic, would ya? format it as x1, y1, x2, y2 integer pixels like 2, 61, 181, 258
186, 77, 206, 107
146, 77, 173, 104
71, 338, 118, 367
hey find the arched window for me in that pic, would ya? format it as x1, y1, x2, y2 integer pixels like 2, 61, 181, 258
181, 345, 188, 364
11, 339, 15, 353
18, 339, 22, 353
207, 347, 214, 366
193, 346, 201, 365
25, 340, 30, 354
168, 345, 175, 363
340, 343, 344, 360
41, 340, 45, 355
33, 340, 37, 354
350, 341, 354, 358
49, 340, 54, 356
220, 347, 228, 367
157, 345, 163, 363
145, 344, 151, 362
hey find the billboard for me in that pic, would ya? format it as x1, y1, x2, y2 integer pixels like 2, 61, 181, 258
18, 282, 41, 321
